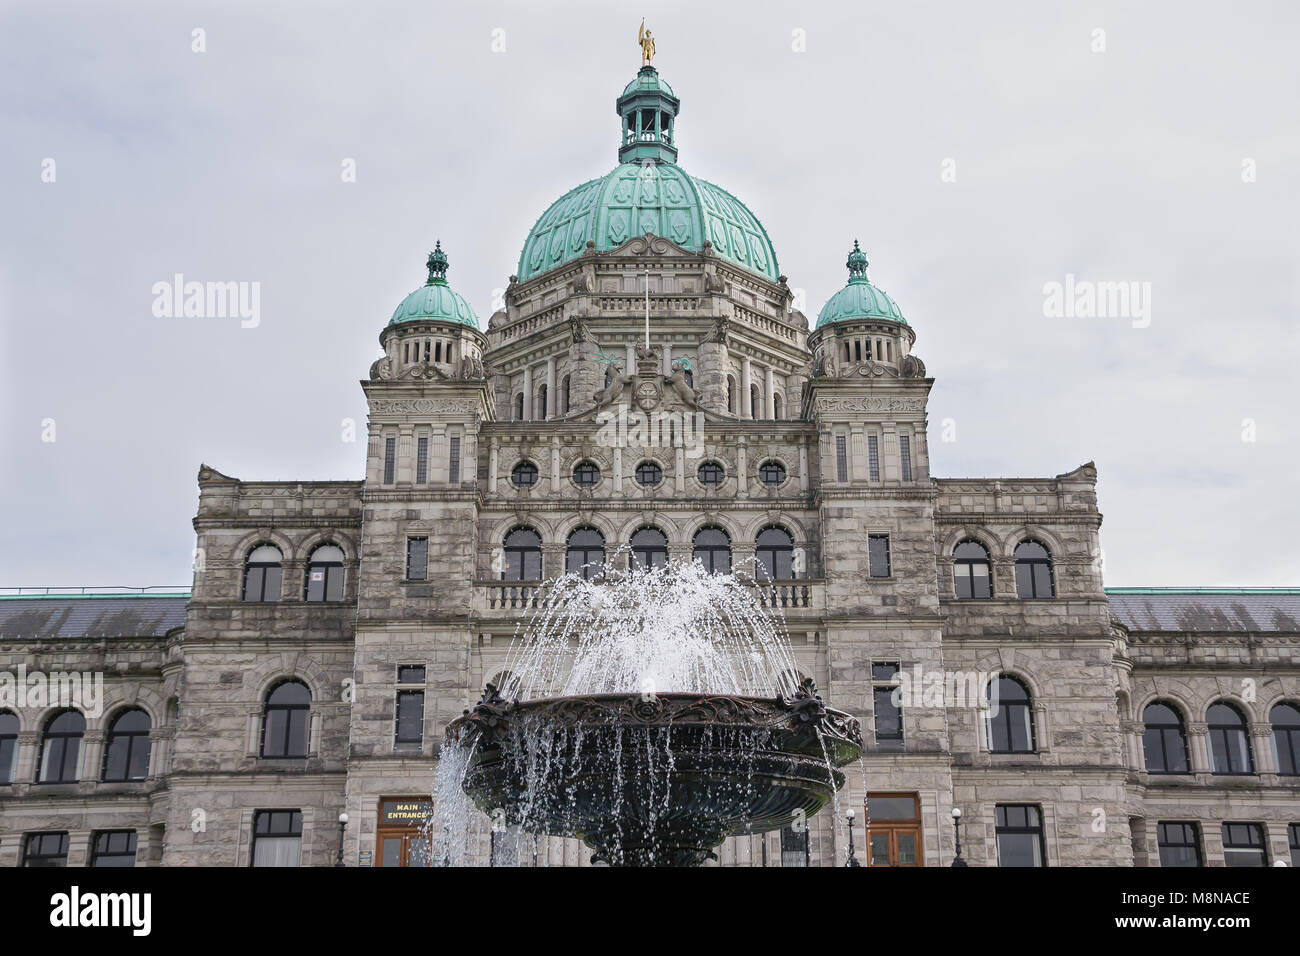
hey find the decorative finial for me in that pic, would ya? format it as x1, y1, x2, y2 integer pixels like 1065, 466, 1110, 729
638, 19, 656, 67
426, 241, 449, 285
846, 240, 868, 280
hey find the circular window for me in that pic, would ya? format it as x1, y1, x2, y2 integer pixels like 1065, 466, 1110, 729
511, 462, 539, 487
697, 461, 725, 486
759, 460, 787, 486
634, 462, 663, 487
573, 461, 601, 488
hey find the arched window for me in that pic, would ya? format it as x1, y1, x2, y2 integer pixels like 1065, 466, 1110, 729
634, 461, 662, 487
727, 375, 737, 414
305, 544, 345, 602
1141, 702, 1189, 774
758, 460, 787, 486
262, 680, 311, 758
755, 526, 794, 581
1271, 702, 1300, 776
511, 461, 539, 488
572, 461, 601, 488
953, 540, 992, 599
538, 384, 548, 420
0, 711, 18, 785
697, 460, 725, 486
502, 528, 542, 581
561, 375, 571, 415
987, 677, 1035, 753
750, 385, 760, 419
630, 527, 668, 570
1013, 540, 1054, 599
692, 526, 732, 574
38, 710, 85, 783
1207, 702, 1253, 774
773, 393, 783, 420
242, 544, 283, 603
565, 527, 605, 580
513, 393, 524, 421
102, 708, 152, 782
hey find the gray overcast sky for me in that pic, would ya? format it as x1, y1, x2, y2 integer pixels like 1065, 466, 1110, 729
1, 0, 1297, 588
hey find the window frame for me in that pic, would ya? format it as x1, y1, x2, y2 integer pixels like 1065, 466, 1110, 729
101, 708, 152, 782
565, 527, 606, 580
572, 460, 601, 489
405, 536, 429, 582
1270, 702, 1300, 776
251, 809, 304, 868
1142, 701, 1190, 775
692, 526, 733, 575
501, 527, 543, 582
629, 526, 669, 570
758, 460, 787, 487
952, 540, 992, 600
634, 461, 663, 488
23, 831, 70, 867
868, 534, 891, 578
304, 544, 345, 602
37, 709, 85, 784
0, 710, 18, 785
511, 461, 539, 488
1156, 821, 1202, 867
1220, 822, 1267, 867
1207, 701, 1254, 775
261, 680, 311, 759
90, 829, 139, 867
242, 544, 283, 603
696, 460, 725, 487
986, 676, 1037, 754
1013, 540, 1055, 599
754, 526, 795, 581
994, 804, 1047, 867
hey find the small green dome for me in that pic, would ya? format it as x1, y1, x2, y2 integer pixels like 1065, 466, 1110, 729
388, 242, 479, 329
623, 69, 674, 98
815, 241, 907, 328
518, 162, 780, 283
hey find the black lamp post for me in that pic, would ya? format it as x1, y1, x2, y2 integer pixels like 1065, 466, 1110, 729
845, 808, 862, 867
335, 811, 348, 867
951, 807, 967, 867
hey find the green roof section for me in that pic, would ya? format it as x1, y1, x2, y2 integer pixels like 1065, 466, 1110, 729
815, 241, 907, 329
517, 162, 780, 283
389, 241, 479, 330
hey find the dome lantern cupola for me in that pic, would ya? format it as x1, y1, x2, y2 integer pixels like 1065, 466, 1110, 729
388, 241, 479, 329
815, 241, 907, 329
616, 66, 680, 165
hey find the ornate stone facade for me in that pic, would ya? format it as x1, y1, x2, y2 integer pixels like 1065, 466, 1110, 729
2, 63, 1297, 869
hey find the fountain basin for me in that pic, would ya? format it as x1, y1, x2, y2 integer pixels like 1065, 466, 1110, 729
445, 683, 863, 866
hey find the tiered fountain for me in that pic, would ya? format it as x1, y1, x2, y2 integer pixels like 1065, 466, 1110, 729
435, 560, 862, 866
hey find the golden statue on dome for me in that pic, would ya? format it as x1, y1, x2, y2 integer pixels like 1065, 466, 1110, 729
638, 19, 655, 66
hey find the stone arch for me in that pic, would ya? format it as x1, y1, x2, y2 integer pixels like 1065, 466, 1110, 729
246, 654, 333, 704
95, 684, 166, 732
297, 529, 359, 561
231, 529, 296, 563
940, 526, 1001, 559
1000, 526, 1066, 561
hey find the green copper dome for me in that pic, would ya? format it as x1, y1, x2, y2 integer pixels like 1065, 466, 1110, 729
389, 242, 479, 329
516, 67, 779, 284
815, 241, 907, 328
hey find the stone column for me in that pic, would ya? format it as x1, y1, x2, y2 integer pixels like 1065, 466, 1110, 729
1251, 724, 1277, 774
523, 365, 534, 421
550, 442, 561, 496
765, 366, 776, 419
881, 423, 899, 482
488, 439, 499, 494
613, 446, 623, 494
365, 424, 383, 484
736, 438, 748, 497
741, 356, 753, 420
397, 425, 415, 485
695, 341, 728, 413
545, 357, 556, 420
625, 344, 637, 380
799, 441, 809, 493
662, 342, 673, 377
1187, 723, 1210, 773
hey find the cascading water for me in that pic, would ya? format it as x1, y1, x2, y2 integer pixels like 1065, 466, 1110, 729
432, 559, 862, 866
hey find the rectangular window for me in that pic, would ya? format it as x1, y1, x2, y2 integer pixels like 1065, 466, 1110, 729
780, 825, 809, 867
866, 793, 922, 867
23, 832, 69, 867
835, 435, 848, 482
252, 810, 303, 867
449, 436, 461, 484
871, 662, 902, 749
383, 437, 396, 484
395, 691, 425, 746
995, 804, 1046, 867
1289, 823, 1299, 868
867, 435, 880, 482
1156, 821, 1202, 867
0, 718, 17, 785
406, 537, 428, 581
1221, 822, 1267, 867
899, 434, 912, 482
397, 665, 426, 684
868, 534, 891, 578
416, 437, 428, 484
91, 830, 138, 867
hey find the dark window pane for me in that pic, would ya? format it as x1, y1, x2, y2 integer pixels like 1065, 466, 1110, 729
395, 691, 425, 744
867, 795, 918, 820
406, 538, 428, 581
384, 437, 396, 484
1221, 823, 1267, 867
867, 435, 880, 481
873, 687, 902, 741
449, 437, 461, 484
697, 461, 724, 485
91, 830, 138, 867
397, 666, 426, 684
871, 662, 900, 682
868, 535, 890, 577
1157, 822, 1201, 867
759, 461, 786, 486
899, 434, 912, 482
416, 437, 428, 484
835, 435, 848, 482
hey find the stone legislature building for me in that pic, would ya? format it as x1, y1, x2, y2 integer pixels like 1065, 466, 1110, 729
3, 53, 1299, 870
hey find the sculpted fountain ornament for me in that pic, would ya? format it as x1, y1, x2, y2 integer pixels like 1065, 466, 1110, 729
433, 560, 863, 866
